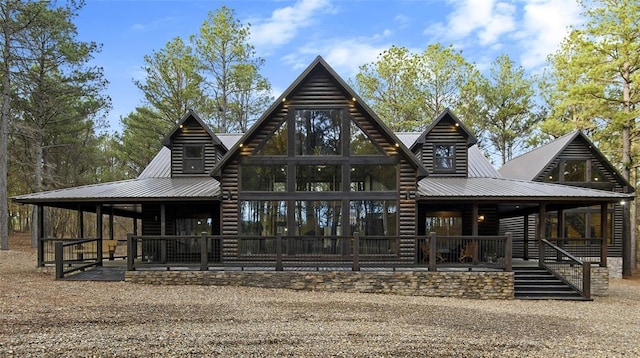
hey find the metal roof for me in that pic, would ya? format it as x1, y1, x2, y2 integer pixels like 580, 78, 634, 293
138, 147, 171, 178
13, 177, 220, 204
417, 177, 631, 201
216, 133, 244, 151
498, 131, 577, 180
468, 145, 501, 178
395, 132, 420, 148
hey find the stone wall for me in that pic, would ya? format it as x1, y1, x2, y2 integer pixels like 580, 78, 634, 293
125, 270, 514, 300
590, 266, 609, 297
606, 257, 622, 279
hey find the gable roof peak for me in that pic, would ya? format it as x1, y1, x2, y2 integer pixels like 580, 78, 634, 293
161, 109, 221, 147
412, 108, 478, 150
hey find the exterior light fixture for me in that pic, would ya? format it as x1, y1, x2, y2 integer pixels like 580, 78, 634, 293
477, 215, 485, 223
282, 97, 286, 102
395, 143, 400, 148
455, 123, 460, 127
179, 124, 184, 128
620, 200, 626, 205
239, 143, 243, 148
352, 97, 356, 102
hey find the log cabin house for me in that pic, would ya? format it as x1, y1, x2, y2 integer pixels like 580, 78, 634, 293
14, 57, 634, 299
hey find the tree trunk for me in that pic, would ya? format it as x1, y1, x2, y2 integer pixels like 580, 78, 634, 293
0, 36, 11, 251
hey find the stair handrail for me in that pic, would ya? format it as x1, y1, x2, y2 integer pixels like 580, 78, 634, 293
540, 239, 591, 299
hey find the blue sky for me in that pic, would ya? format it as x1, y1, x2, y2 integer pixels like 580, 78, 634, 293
75, 0, 585, 133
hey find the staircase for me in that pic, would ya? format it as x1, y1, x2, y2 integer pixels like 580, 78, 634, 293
514, 267, 589, 300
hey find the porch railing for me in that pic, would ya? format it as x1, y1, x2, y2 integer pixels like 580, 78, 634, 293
540, 239, 591, 299
545, 237, 606, 267
126, 233, 222, 271
418, 233, 513, 272
54, 238, 101, 279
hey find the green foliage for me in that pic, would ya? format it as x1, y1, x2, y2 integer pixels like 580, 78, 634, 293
477, 54, 538, 165
353, 44, 482, 132
541, 0, 640, 180
192, 6, 271, 132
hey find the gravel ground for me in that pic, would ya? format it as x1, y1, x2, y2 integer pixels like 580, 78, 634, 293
1, 235, 639, 357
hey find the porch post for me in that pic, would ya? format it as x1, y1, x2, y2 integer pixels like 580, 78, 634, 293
538, 203, 546, 267
160, 204, 166, 236
429, 232, 437, 271
78, 206, 84, 238
108, 207, 114, 241
472, 203, 479, 236
352, 232, 360, 271
96, 205, 103, 266
37, 205, 45, 266
523, 214, 529, 260
556, 209, 564, 261
275, 234, 283, 271
622, 200, 632, 278
600, 203, 608, 267
133, 216, 138, 235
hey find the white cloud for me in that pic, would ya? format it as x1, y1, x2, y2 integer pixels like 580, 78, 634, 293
427, 0, 516, 46
249, 0, 335, 54
130, 17, 180, 32
516, 0, 583, 69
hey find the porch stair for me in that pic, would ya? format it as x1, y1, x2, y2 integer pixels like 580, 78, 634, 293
513, 267, 589, 301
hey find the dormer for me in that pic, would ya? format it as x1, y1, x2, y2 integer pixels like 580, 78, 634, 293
411, 109, 477, 177
162, 110, 226, 177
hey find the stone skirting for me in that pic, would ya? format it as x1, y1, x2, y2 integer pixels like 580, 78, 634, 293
125, 270, 515, 299
590, 266, 609, 297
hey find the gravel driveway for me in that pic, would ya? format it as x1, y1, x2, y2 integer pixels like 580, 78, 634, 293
1, 240, 639, 357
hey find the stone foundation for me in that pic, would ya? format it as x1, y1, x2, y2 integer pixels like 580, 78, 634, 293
606, 257, 622, 279
590, 266, 609, 297
125, 270, 514, 300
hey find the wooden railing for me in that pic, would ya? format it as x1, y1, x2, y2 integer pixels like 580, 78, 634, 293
418, 233, 513, 272
540, 239, 591, 299
54, 238, 102, 279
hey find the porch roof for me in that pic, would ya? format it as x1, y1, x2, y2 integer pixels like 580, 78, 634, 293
417, 177, 632, 202
13, 177, 221, 204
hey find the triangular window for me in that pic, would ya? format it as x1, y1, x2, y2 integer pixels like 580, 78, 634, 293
255, 120, 288, 155
350, 121, 384, 155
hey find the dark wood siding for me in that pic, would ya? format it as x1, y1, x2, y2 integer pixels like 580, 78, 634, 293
170, 118, 216, 176
533, 136, 625, 257
422, 118, 468, 177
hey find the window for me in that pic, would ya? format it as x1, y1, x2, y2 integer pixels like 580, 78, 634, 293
350, 200, 397, 236
433, 144, 455, 171
350, 165, 397, 191
563, 160, 586, 182
425, 212, 462, 236
239, 200, 287, 236
296, 165, 341, 192
295, 201, 342, 236
256, 122, 288, 156
241, 165, 287, 191
350, 121, 381, 155
183, 145, 204, 173
295, 109, 342, 155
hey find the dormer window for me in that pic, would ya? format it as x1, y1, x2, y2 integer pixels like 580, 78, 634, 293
183, 145, 204, 173
434, 144, 455, 171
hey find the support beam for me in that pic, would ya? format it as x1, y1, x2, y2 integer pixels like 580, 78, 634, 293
523, 214, 529, 260
160, 204, 166, 236
37, 205, 45, 266
96, 205, 103, 266
109, 207, 114, 241
78, 207, 84, 238
472, 202, 478, 236
600, 203, 608, 267
538, 204, 546, 266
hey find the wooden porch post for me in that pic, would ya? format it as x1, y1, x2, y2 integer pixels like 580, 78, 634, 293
108, 207, 114, 241
160, 204, 167, 264
429, 232, 437, 272
538, 203, 546, 267
78, 206, 84, 238
96, 205, 103, 266
352, 232, 360, 271
472, 203, 479, 236
622, 199, 632, 278
523, 214, 529, 260
556, 209, 564, 261
37, 205, 45, 266
133, 216, 138, 235
600, 203, 608, 267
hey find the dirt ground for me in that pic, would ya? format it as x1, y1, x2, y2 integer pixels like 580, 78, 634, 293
1, 233, 639, 357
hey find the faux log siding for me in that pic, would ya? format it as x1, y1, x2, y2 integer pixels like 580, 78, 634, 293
170, 124, 217, 176
220, 159, 240, 260
500, 216, 537, 258
218, 67, 419, 262
422, 120, 468, 177
533, 137, 625, 257
141, 203, 175, 236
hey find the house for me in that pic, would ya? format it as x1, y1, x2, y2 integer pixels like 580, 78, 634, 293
13, 56, 634, 299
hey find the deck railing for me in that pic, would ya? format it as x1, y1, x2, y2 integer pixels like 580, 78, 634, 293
126, 234, 222, 271
418, 233, 513, 272
54, 238, 101, 279
540, 239, 591, 299
545, 237, 606, 267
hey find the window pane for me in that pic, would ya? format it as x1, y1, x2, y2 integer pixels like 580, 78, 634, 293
350, 121, 381, 155
564, 160, 586, 182
425, 212, 462, 236
350, 200, 397, 236
256, 122, 288, 155
239, 200, 287, 236
295, 109, 342, 155
296, 165, 341, 191
241, 165, 287, 191
183, 145, 204, 173
544, 166, 560, 182
564, 212, 586, 238
434, 144, 455, 170
295, 201, 342, 236
350, 165, 396, 191
184, 145, 203, 158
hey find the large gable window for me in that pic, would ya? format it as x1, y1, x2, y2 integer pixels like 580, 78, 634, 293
433, 144, 455, 171
543, 159, 608, 184
295, 109, 342, 155
183, 145, 204, 173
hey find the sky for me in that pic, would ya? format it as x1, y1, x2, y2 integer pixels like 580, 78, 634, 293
74, 0, 586, 133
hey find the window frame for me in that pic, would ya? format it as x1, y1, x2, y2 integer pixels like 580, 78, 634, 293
183, 144, 205, 174
433, 143, 456, 172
